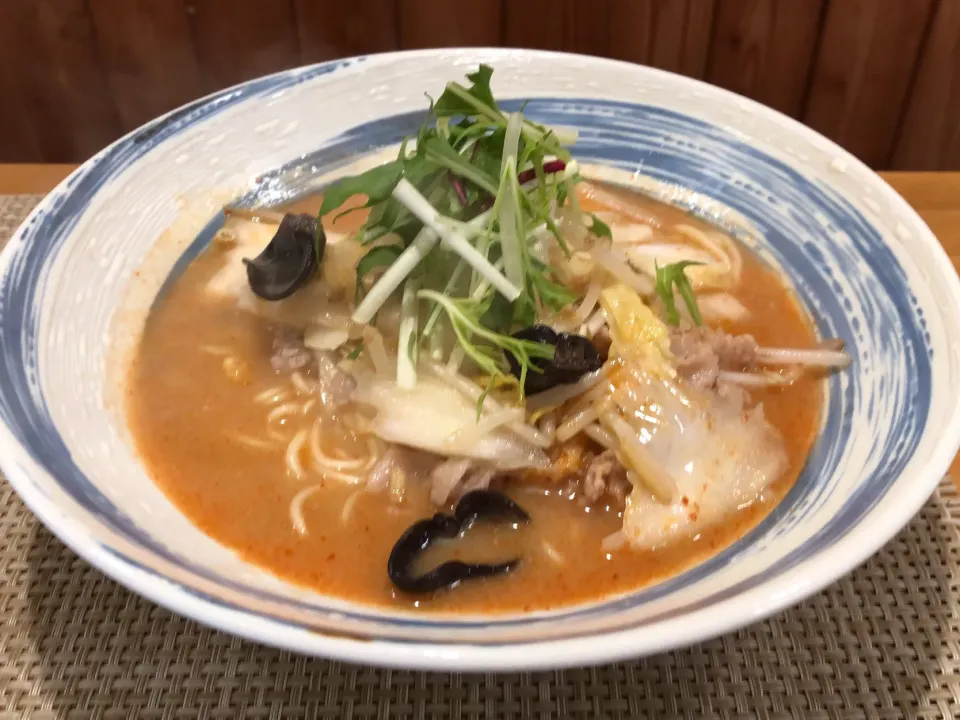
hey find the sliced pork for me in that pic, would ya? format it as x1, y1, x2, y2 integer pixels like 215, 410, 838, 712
669, 326, 759, 389
315, 351, 356, 410
429, 458, 496, 507
270, 326, 314, 373
583, 450, 631, 504
366, 446, 438, 494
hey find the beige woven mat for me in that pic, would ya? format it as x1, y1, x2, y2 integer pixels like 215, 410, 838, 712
1, 195, 959, 719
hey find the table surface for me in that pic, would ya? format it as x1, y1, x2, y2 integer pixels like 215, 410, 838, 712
2, 164, 958, 486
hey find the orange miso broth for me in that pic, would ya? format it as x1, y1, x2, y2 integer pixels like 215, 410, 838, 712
126, 185, 822, 613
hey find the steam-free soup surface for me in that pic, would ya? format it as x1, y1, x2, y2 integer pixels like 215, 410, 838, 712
127, 188, 821, 612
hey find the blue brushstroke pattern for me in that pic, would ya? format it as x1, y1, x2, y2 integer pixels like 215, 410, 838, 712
0, 65, 931, 639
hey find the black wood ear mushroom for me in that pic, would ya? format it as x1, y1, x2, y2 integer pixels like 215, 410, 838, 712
244, 213, 325, 300
387, 490, 531, 594
506, 325, 603, 395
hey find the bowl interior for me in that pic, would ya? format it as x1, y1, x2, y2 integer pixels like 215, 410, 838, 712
0, 49, 957, 667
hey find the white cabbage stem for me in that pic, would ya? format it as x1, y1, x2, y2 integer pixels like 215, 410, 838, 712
525, 369, 605, 413
600, 409, 677, 504
425, 362, 551, 448
445, 408, 525, 453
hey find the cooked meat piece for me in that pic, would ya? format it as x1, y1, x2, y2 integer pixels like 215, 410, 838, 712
270, 326, 315, 373
711, 330, 759, 367
672, 325, 758, 367
670, 326, 758, 389
670, 338, 719, 389
591, 324, 612, 359
429, 458, 472, 505
367, 446, 438, 495
272, 326, 356, 408
583, 450, 631, 504
430, 458, 497, 507
515, 436, 591, 485
366, 447, 401, 493
315, 351, 356, 410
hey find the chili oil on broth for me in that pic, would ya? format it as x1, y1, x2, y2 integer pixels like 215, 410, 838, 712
126, 187, 821, 613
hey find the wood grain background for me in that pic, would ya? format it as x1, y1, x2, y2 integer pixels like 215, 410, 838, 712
1, 0, 957, 169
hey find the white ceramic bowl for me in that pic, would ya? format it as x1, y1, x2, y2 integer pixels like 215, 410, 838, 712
1, 49, 959, 671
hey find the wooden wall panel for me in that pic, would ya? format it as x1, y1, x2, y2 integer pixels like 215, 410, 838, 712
893, 1, 960, 171
801, 0, 936, 169
0, 57, 43, 162
502, 1, 566, 52
87, 0, 203, 131
625, 0, 718, 78
503, 0, 609, 57
559, 0, 612, 57
187, 0, 301, 93
295, 0, 399, 63
0, 0, 955, 169
707, 0, 824, 117
398, 1, 503, 48
0, 0, 122, 161
503, 0, 716, 77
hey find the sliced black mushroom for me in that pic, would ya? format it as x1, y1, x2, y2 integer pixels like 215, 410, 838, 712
243, 213, 326, 301
387, 490, 530, 594
505, 325, 603, 395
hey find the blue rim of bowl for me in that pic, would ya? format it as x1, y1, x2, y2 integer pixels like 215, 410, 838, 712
0, 50, 943, 644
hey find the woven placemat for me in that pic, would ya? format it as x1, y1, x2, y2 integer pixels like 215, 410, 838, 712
1, 195, 959, 719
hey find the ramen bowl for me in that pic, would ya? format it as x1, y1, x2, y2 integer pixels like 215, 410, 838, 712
1, 49, 958, 671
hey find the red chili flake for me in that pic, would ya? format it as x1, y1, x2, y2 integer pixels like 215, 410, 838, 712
681, 496, 690, 506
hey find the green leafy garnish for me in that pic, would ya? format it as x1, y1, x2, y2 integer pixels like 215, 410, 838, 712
531, 271, 578, 312
655, 261, 703, 326
346, 344, 364, 360
434, 64, 500, 120
588, 213, 612, 240
306, 65, 600, 397
318, 160, 405, 218
418, 289, 555, 412
480, 291, 515, 334
420, 136, 499, 195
